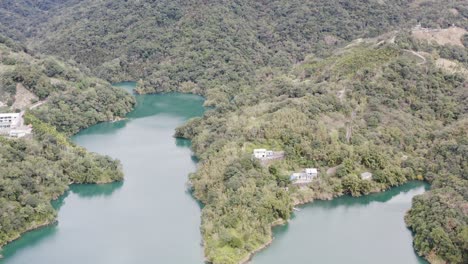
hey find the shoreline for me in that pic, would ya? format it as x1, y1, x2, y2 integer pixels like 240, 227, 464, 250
0, 177, 124, 255
0, 219, 57, 256
239, 219, 286, 264
235, 180, 428, 264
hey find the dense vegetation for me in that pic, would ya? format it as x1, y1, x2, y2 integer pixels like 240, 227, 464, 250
0, 1, 466, 263
0, 113, 123, 248
0, 35, 134, 248
406, 120, 467, 264
0, 36, 135, 134
1, 0, 465, 97
175, 38, 468, 263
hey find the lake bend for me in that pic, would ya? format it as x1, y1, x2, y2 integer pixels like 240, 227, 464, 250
0, 82, 428, 264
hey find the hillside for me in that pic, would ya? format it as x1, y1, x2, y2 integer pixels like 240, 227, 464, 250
0, 35, 135, 134
175, 34, 468, 263
0, 0, 466, 263
0, 35, 135, 248
2, 0, 465, 97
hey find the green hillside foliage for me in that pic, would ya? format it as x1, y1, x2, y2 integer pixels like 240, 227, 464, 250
0, 36, 132, 248
0, 116, 123, 248
406, 120, 468, 264
1, 0, 464, 98
177, 41, 467, 263
0, 37, 135, 135
0, 1, 466, 263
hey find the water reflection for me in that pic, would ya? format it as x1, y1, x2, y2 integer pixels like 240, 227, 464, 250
69, 181, 124, 199
298, 181, 429, 210
0, 224, 59, 260
71, 120, 129, 136
253, 181, 429, 264
128, 93, 204, 120
1, 85, 207, 264
176, 138, 192, 148
113, 81, 137, 94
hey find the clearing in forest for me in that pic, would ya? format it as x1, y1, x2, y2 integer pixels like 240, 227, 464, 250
412, 26, 467, 47
12, 83, 38, 110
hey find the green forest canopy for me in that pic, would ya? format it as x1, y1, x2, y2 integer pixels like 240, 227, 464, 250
0, 1, 466, 263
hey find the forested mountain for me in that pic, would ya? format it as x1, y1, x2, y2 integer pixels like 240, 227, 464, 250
175, 35, 468, 263
0, 1, 466, 264
1, 0, 466, 95
0, 35, 134, 248
0, 0, 79, 40
0, 35, 135, 134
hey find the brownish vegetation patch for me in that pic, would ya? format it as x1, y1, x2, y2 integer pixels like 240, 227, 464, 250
12, 83, 38, 110
412, 26, 467, 47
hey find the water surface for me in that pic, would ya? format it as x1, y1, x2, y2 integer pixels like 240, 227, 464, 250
0, 82, 206, 264
1, 82, 428, 264
252, 181, 429, 264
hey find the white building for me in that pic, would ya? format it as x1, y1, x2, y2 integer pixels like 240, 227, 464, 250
361, 172, 373, 180
0, 113, 20, 129
305, 168, 318, 177
9, 129, 30, 138
290, 168, 318, 184
253, 149, 274, 159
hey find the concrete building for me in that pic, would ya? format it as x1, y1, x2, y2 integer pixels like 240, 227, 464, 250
9, 129, 30, 138
305, 168, 318, 178
252, 149, 285, 166
290, 168, 318, 184
253, 149, 274, 159
0, 113, 20, 129
361, 172, 373, 180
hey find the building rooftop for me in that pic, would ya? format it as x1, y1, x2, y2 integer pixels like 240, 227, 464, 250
0, 113, 20, 118
254, 148, 267, 152
305, 168, 318, 174
361, 172, 373, 180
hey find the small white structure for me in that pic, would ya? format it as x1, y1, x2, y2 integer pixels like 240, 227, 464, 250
0, 113, 20, 129
361, 172, 373, 180
253, 149, 274, 159
305, 168, 318, 177
9, 129, 30, 138
290, 168, 318, 184
252, 149, 285, 166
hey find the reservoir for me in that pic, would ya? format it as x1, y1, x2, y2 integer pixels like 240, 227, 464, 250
0, 82, 206, 264
252, 181, 429, 264
0, 82, 428, 264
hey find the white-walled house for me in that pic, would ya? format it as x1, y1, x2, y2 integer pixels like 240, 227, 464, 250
9, 129, 30, 138
290, 168, 318, 184
361, 172, 373, 180
0, 113, 20, 129
305, 168, 318, 178
252, 148, 285, 166
253, 149, 273, 159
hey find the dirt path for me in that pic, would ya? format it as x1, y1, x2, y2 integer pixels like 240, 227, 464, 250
404, 50, 426, 65
30, 99, 48, 110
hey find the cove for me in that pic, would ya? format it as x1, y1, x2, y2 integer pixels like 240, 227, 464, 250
252, 181, 430, 264
0, 82, 206, 264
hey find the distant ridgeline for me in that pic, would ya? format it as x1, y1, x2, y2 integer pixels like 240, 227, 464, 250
0, 0, 467, 264
0, 35, 135, 249
0, 0, 466, 95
